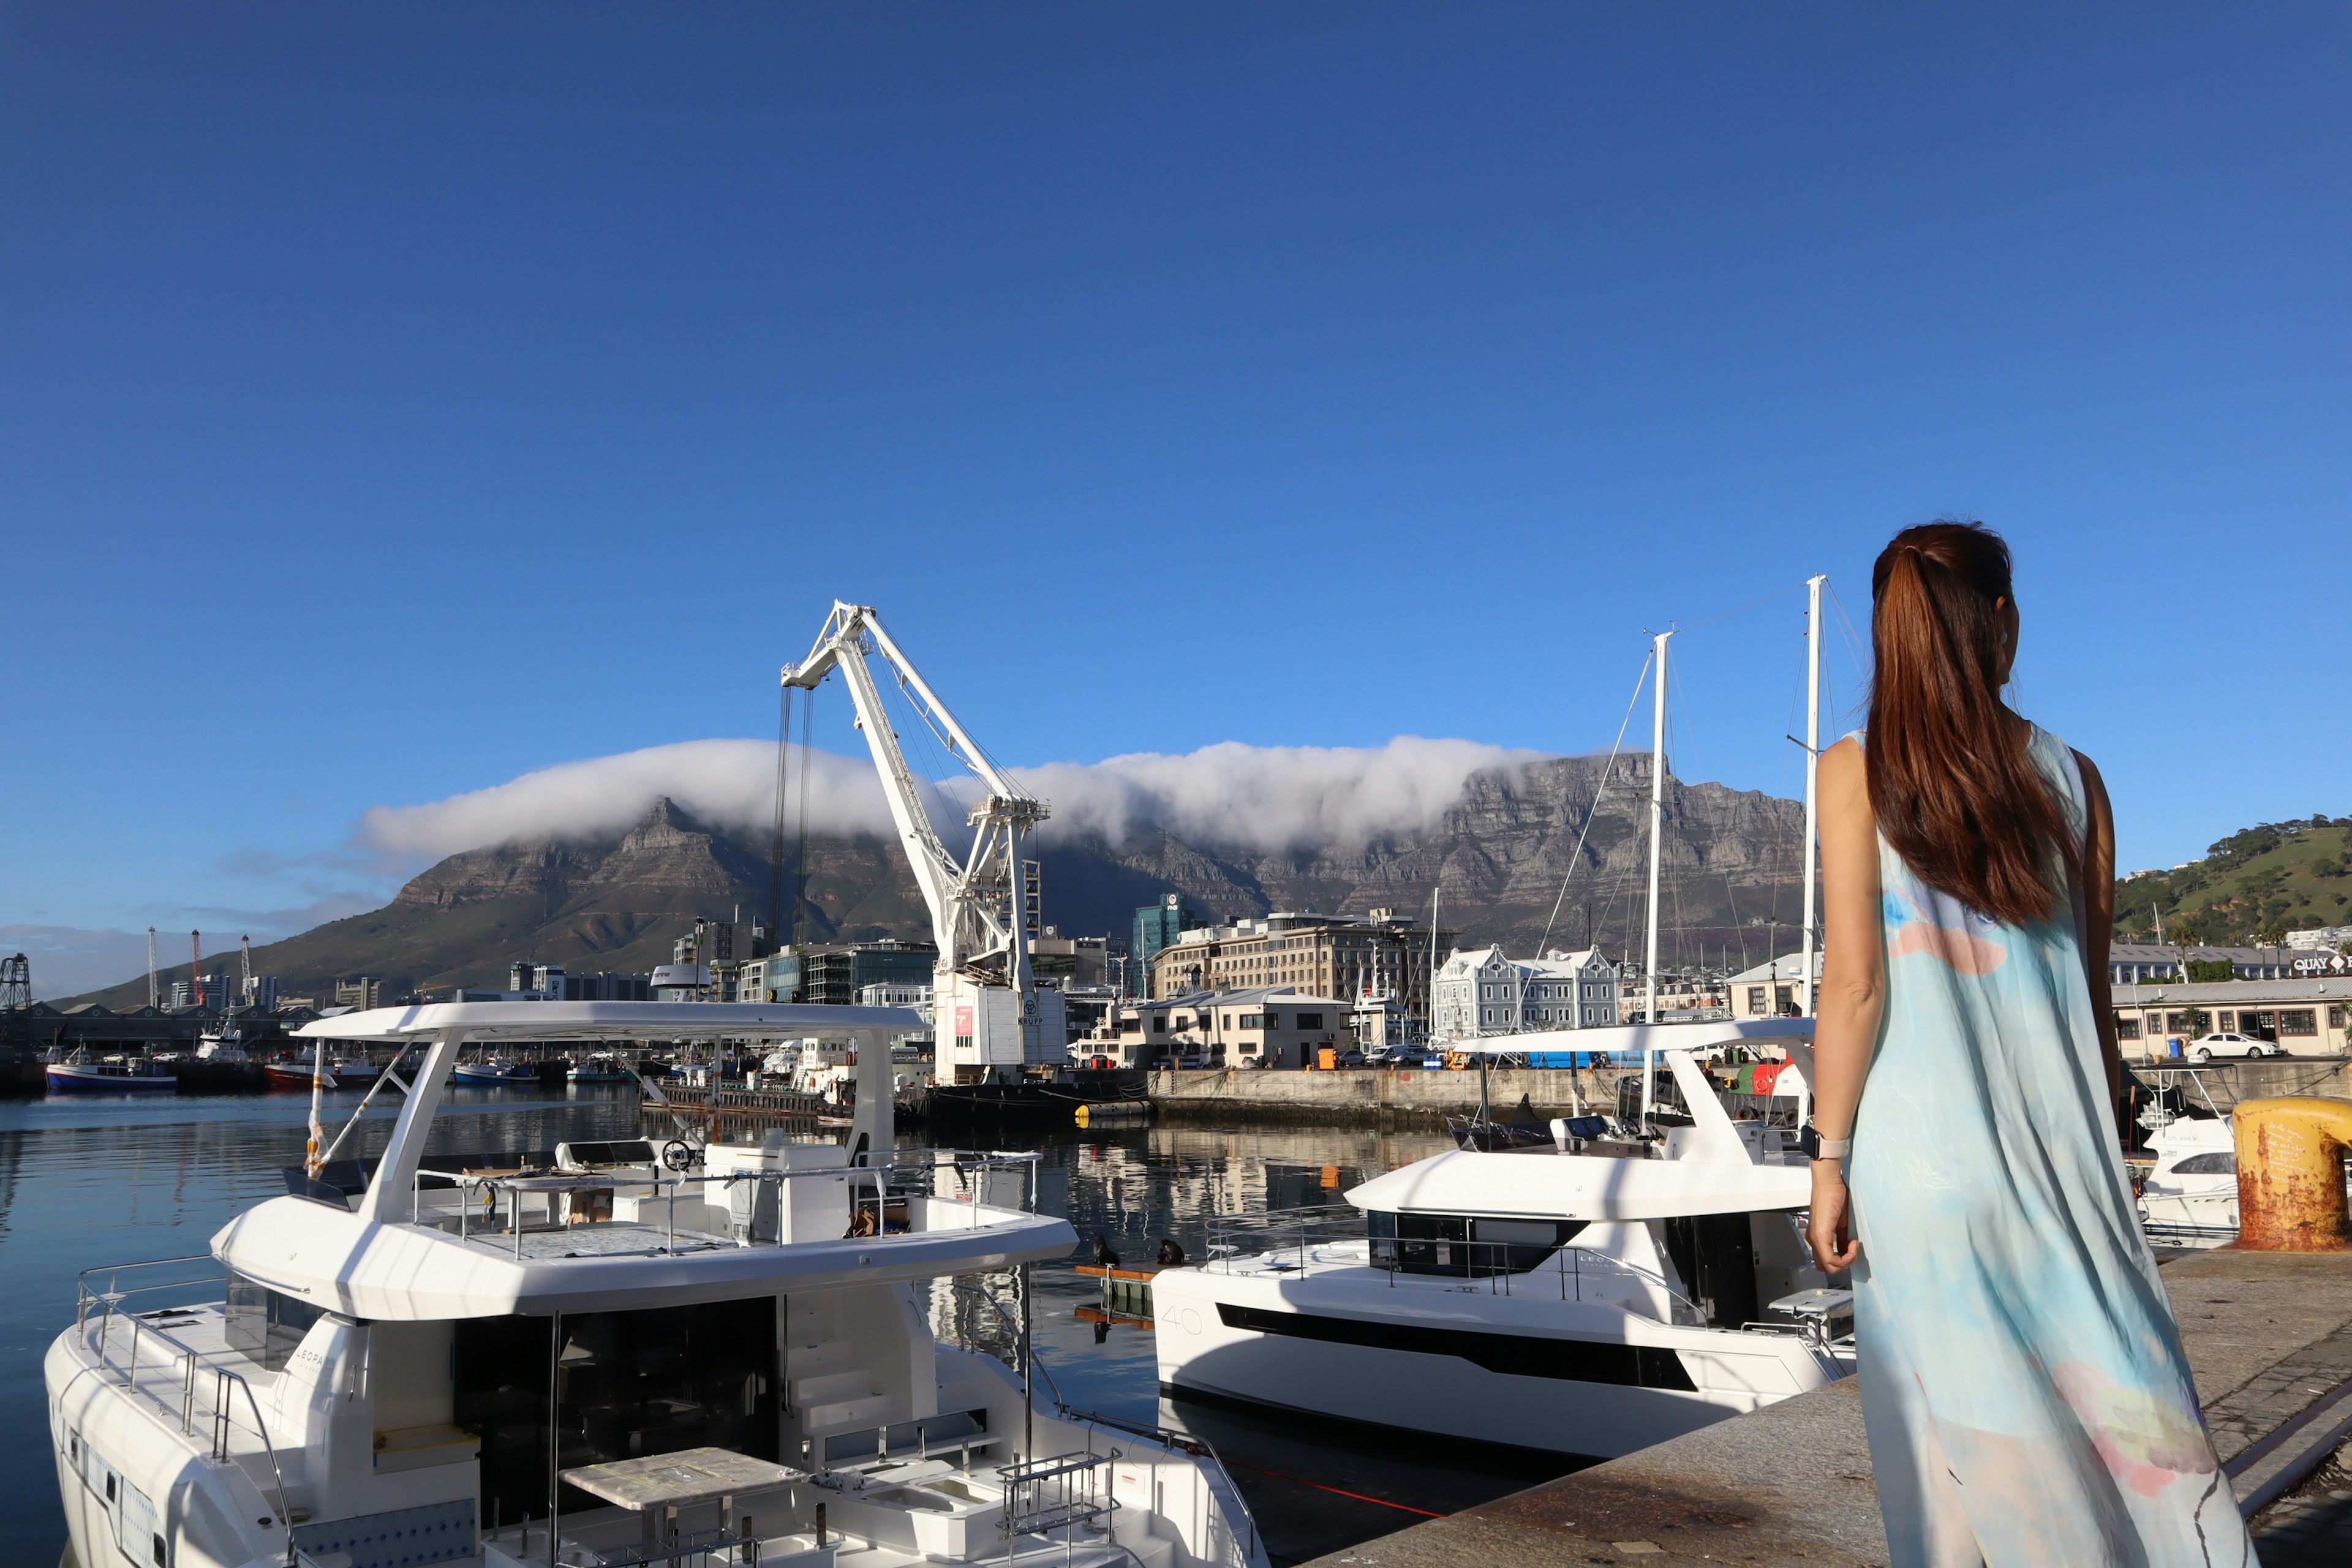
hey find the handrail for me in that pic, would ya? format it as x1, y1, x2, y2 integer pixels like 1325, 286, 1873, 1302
1051, 1406, 1257, 1567
75, 1268, 295, 1561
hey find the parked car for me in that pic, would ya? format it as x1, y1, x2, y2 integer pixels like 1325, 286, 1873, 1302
2190, 1031, 2280, 1061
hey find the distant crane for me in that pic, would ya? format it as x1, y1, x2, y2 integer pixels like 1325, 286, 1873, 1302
147, 928, 159, 1009
782, 602, 1063, 1084
0, 953, 28, 1011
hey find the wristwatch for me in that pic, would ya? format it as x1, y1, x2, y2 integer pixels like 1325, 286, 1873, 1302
1798, 1125, 1852, 1161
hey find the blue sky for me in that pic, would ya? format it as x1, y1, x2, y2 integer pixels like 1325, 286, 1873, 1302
3, 6, 2347, 995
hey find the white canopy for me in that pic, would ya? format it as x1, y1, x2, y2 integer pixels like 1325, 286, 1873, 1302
1444, 1017, 1817, 1055
294, 1000, 924, 1042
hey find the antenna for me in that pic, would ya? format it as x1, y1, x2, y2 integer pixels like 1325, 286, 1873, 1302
1799, 574, 1825, 1016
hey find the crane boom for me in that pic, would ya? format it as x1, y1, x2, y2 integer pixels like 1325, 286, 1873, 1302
783, 602, 1062, 1080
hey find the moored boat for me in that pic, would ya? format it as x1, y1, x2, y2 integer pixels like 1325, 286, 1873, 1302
46, 1054, 178, 1093
48, 1000, 1269, 1568
451, 1054, 540, 1086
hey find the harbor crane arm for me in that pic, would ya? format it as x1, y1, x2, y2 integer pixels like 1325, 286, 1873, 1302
780, 602, 1049, 986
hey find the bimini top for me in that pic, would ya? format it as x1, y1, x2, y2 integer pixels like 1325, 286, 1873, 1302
295, 1000, 925, 1042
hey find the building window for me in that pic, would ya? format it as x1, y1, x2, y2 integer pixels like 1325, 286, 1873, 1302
2280, 1009, 2318, 1036
2146, 1013, 2165, 1033
1296, 1012, 1322, 1028
2220, 1011, 2236, 1030
2114, 1016, 2141, 1039
1240, 1013, 1265, 1028
1747, 986, 1766, 1012
1152, 1017, 1166, 1033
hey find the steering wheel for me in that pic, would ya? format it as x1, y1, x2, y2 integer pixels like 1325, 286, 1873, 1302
662, 1139, 701, 1172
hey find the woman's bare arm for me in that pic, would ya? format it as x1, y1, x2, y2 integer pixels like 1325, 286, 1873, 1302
2075, 750, 2122, 1118
1805, 735, 1885, 1272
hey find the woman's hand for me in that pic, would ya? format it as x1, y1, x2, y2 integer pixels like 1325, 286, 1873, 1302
1807, 1161, 1861, 1273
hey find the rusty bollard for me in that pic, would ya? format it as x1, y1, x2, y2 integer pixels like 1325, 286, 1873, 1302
2233, 1096, 2352, 1251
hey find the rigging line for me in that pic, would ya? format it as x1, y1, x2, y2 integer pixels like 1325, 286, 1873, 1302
1665, 578, 1809, 638
1536, 652, 1653, 956
1825, 579, 1872, 676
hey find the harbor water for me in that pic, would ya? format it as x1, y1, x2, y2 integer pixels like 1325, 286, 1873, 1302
0, 1087, 1575, 1568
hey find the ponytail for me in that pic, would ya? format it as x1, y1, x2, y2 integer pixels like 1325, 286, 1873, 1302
1866, 522, 2072, 926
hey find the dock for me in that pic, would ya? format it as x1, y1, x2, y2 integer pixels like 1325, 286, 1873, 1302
1302, 1247, 2352, 1567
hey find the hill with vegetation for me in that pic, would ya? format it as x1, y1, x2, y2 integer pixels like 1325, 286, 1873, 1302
2111, 815, 2352, 948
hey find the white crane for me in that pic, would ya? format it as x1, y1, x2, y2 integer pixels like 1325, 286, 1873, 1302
782, 602, 1065, 1082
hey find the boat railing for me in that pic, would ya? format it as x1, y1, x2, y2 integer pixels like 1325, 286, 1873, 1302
74, 1257, 294, 1556
1203, 1208, 1708, 1327
417, 1147, 1049, 1254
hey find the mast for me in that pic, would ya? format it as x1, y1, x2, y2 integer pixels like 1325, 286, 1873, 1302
1642, 631, 1670, 1119
190, 930, 203, 1011
146, 928, 158, 1009
1800, 575, 1825, 1016
239, 934, 254, 1009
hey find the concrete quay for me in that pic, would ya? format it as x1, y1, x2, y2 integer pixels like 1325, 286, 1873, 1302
1148, 1065, 1633, 1126
1301, 1248, 2352, 1567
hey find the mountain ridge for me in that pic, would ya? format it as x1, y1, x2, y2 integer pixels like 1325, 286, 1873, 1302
59, 754, 1820, 1008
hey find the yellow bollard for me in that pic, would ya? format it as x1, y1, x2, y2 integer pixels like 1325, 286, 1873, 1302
2233, 1097, 2352, 1251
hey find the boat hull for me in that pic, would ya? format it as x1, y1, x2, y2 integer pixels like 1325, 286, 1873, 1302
45, 1064, 177, 1093
1152, 1262, 1836, 1458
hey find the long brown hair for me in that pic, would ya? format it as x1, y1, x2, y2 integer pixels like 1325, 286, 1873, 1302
1866, 521, 2071, 925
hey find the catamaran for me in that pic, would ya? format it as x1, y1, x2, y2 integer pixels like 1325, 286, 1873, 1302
48, 1000, 1267, 1568
1151, 1018, 1853, 1457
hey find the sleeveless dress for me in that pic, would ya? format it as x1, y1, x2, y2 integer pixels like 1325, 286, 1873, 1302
1848, 724, 2253, 1567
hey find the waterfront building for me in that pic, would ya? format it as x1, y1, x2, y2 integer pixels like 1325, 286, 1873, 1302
801, 939, 940, 1006
1112, 986, 1351, 1068
2288, 924, 2352, 953
1431, 947, 1620, 1040
1727, 953, 1825, 1020
2106, 943, 2297, 984
1132, 894, 1205, 997
1150, 908, 1449, 1022
2108, 976, 2352, 1058
1030, 930, 1118, 989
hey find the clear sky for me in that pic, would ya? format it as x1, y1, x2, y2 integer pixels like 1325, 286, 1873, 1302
4, 6, 2347, 995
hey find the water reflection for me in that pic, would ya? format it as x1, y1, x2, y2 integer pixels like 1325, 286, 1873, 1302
1, 1097, 1539, 1568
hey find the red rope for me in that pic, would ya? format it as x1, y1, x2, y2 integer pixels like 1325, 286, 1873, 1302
1218, 1460, 1446, 1518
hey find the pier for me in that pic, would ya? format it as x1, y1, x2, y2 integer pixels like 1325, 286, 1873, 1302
1301, 1243, 2352, 1566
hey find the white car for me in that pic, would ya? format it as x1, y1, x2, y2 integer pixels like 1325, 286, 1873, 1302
2190, 1031, 2280, 1061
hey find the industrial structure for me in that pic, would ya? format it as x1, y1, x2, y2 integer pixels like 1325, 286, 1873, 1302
783, 602, 1065, 1082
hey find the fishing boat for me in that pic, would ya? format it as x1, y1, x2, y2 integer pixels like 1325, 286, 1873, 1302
48, 1000, 1268, 1568
451, 1054, 541, 1086
45, 1052, 178, 1093
1152, 1019, 1852, 1458
263, 1048, 378, 1090
568, 1054, 634, 1084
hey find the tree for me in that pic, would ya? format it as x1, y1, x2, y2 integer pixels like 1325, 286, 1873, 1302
2253, 921, 2289, 948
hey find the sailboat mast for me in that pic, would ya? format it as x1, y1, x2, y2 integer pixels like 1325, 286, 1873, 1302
1642, 631, 1671, 1120
1800, 575, 1825, 1015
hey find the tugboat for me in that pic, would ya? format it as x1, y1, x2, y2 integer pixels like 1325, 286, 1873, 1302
48, 999, 1268, 1568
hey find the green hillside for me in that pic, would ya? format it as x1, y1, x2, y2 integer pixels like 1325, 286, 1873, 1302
2111, 815, 2352, 946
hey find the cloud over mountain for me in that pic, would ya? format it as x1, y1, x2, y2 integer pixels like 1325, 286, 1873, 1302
357, 736, 1554, 862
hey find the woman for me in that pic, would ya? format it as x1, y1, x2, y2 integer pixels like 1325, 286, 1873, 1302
1803, 522, 2251, 1567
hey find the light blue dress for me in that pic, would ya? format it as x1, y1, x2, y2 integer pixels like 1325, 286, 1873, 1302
1849, 725, 2252, 1567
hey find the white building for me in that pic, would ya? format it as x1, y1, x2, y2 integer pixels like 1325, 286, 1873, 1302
1727, 952, 1824, 1020
2288, 925, 2352, 954
1431, 947, 1619, 1041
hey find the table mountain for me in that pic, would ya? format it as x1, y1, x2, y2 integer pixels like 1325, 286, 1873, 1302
61, 755, 1811, 1007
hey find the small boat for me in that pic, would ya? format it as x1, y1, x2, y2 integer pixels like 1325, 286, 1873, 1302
47, 1054, 178, 1093
263, 1047, 377, 1090
567, 1055, 633, 1084
451, 1055, 540, 1086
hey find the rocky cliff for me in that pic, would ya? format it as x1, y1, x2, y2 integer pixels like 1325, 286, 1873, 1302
62, 755, 1811, 1008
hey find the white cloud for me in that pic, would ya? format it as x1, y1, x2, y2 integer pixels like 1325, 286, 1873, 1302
357, 735, 1552, 862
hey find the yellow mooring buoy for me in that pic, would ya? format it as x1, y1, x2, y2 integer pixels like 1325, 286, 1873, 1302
2233, 1096, 2352, 1251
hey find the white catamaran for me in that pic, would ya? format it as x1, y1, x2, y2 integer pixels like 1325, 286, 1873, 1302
49, 1001, 1267, 1568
